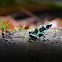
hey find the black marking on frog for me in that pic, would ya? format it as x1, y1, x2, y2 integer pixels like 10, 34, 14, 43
32, 29, 38, 34
39, 34, 43, 37
39, 26, 46, 32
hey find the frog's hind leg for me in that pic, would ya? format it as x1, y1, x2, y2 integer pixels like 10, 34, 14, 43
29, 39, 36, 43
29, 36, 35, 43
29, 36, 38, 43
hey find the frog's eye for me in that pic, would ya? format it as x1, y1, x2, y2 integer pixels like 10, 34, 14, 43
46, 24, 52, 28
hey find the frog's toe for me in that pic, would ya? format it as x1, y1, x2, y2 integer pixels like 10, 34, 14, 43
46, 38, 49, 41
43, 39, 49, 41
41, 39, 47, 41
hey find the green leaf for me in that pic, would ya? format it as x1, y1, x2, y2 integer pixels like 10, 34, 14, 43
5, 22, 12, 27
0, 20, 12, 33
0, 19, 3, 27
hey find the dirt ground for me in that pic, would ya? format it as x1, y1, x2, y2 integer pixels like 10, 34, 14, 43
0, 28, 62, 62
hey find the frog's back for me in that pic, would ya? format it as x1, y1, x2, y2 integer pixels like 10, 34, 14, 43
37, 26, 46, 36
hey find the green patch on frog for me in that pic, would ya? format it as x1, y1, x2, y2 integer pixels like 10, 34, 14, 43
29, 23, 52, 43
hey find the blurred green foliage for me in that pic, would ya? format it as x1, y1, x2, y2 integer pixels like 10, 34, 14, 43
0, 0, 15, 8
0, 0, 62, 9
0, 0, 14, 5
23, 0, 40, 5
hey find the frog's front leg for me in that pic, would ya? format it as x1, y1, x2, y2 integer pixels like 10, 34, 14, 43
43, 32, 46, 41
43, 34, 46, 41
43, 32, 48, 41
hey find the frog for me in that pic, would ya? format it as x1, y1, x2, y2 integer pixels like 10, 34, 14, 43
29, 23, 52, 42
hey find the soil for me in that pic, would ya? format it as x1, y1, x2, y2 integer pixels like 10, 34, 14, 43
0, 28, 62, 62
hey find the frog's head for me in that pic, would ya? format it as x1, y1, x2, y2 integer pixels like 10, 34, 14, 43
45, 23, 52, 29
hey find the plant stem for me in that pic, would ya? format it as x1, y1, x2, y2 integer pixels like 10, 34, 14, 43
2, 29, 5, 38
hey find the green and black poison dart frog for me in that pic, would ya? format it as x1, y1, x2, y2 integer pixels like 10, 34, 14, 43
29, 23, 52, 42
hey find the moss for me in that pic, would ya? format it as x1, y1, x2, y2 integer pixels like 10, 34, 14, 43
45, 3, 62, 9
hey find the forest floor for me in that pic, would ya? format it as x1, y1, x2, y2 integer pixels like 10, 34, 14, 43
0, 28, 62, 61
